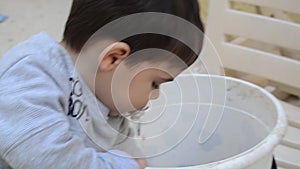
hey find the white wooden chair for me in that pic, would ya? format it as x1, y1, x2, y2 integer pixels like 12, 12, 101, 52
195, 0, 300, 168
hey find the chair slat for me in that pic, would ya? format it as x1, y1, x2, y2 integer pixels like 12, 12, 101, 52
274, 145, 300, 169
280, 101, 300, 128
230, 0, 300, 15
221, 43, 300, 89
223, 10, 300, 51
281, 126, 300, 150
277, 101, 300, 169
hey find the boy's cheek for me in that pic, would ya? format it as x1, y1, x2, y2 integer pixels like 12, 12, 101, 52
129, 87, 150, 110
110, 91, 140, 113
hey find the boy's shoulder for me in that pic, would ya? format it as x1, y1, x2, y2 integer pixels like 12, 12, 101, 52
1, 32, 55, 66
0, 32, 73, 80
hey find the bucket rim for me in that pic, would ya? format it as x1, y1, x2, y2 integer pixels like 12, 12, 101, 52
146, 74, 288, 169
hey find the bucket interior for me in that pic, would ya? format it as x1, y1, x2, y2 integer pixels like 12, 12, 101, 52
137, 104, 270, 167
129, 75, 279, 168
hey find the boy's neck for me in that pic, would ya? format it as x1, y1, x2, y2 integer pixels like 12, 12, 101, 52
59, 41, 78, 64
59, 40, 99, 98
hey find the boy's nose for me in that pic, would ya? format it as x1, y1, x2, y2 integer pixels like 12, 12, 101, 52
149, 89, 160, 100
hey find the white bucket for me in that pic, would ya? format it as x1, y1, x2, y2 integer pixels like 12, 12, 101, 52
132, 74, 287, 169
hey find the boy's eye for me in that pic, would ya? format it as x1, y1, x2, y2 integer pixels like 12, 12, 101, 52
152, 81, 159, 89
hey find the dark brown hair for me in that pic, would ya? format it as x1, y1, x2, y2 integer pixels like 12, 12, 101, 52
63, 0, 204, 66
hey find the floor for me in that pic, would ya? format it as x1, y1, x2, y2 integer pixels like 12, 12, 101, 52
0, 0, 72, 56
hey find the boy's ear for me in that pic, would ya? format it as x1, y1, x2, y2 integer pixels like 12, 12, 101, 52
99, 42, 130, 72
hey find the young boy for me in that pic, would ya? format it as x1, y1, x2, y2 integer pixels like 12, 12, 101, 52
0, 0, 204, 168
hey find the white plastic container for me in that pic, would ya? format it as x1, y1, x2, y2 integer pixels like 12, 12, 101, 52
133, 74, 287, 169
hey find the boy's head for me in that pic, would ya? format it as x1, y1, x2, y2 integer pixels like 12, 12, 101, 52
62, 0, 204, 116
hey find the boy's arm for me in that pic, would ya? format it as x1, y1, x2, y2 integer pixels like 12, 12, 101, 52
0, 56, 140, 169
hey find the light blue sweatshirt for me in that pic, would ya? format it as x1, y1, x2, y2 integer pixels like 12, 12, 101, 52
0, 33, 140, 169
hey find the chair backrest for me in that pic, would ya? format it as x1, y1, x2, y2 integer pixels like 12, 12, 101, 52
199, 0, 300, 97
